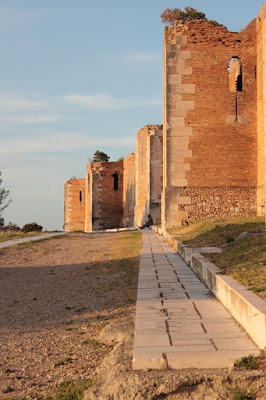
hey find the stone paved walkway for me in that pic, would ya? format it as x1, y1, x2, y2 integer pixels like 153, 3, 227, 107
0, 232, 67, 249
133, 230, 260, 370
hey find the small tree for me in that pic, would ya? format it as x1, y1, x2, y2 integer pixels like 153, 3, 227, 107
92, 150, 110, 162
21, 222, 43, 233
0, 217, 4, 230
161, 6, 206, 25
0, 171, 11, 215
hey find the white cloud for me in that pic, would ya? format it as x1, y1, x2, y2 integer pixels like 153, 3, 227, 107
122, 52, 161, 63
0, 132, 136, 154
63, 93, 127, 110
63, 93, 162, 110
0, 92, 50, 112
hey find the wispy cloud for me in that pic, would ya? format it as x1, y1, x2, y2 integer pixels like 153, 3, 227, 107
0, 132, 136, 154
0, 92, 50, 112
63, 94, 127, 110
122, 52, 161, 63
63, 93, 162, 110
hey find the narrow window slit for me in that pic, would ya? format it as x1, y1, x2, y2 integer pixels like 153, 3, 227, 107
112, 172, 119, 191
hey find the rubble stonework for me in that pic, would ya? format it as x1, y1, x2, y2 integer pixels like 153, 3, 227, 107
64, 4, 266, 232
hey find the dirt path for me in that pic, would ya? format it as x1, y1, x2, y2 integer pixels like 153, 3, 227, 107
0, 231, 141, 399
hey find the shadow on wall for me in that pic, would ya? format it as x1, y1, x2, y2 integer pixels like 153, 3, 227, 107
123, 183, 135, 227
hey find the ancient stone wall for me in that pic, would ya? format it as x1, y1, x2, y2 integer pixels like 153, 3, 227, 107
64, 179, 85, 231
123, 153, 135, 227
85, 161, 123, 231
257, 4, 266, 218
163, 19, 261, 228
150, 129, 163, 224
134, 125, 163, 227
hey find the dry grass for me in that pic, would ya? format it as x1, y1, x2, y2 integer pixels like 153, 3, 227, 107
170, 216, 265, 247
0, 230, 47, 243
206, 235, 266, 300
170, 217, 266, 300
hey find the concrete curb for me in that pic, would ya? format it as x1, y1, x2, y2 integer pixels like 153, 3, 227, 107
89, 227, 137, 234
152, 226, 266, 350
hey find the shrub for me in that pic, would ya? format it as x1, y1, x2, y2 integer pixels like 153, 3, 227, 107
21, 222, 43, 233
161, 6, 206, 25
4, 222, 20, 231
234, 354, 257, 370
0, 217, 4, 230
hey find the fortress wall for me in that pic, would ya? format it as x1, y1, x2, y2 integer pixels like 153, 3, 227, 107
134, 126, 151, 227
86, 161, 124, 231
150, 128, 163, 224
163, 19, 259, 228
123, 153, 136, 227
64, 178, 85, 231
134, 125, 163, 227
257, 4, 266, 217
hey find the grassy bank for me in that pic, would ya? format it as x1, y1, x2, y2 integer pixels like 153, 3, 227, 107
170, 216, 265, 247
170, 216, 265, 301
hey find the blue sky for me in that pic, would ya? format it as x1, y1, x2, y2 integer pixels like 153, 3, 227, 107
0, 0, 263, 230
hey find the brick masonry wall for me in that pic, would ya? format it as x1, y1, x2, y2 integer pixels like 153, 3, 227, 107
64, 179, 85, 231
257, 4, 266, 217
123, 153, 136, 227
163, 18, 261, 228
89, 161, 124, 230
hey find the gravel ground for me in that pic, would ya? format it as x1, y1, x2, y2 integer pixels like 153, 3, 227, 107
0, 232, 141, 399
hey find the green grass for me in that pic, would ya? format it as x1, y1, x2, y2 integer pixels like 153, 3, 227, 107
44, 379, 94, 400
170, 216, 265, 247
231, 388, 254, 400
234, 354, 258, 370
2, 386, 14, 393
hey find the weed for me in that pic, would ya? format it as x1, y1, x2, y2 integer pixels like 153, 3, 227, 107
4, 368, 15, 373
234, 354, 257, 370
82, 338, 105, 349
231, 388, 253, 400
44, 378, 94, 400
3, 386, 14, 393
54, 357, 73, 367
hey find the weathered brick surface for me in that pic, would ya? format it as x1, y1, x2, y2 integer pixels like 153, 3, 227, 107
135, 125, 163, 226
257, 3, 266, 218
64, 179, 85, 231
163, 17, 265, 228
123, 153, 135, 227
85, 161, 123, 231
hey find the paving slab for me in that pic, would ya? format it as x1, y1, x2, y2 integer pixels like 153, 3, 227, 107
133, 230, 260, 370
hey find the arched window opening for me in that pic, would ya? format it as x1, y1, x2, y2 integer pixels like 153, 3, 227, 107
228, 57, 242, 93
228, 57, 243, 122
112, 172, 119, 191
79, 191, 82, 202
